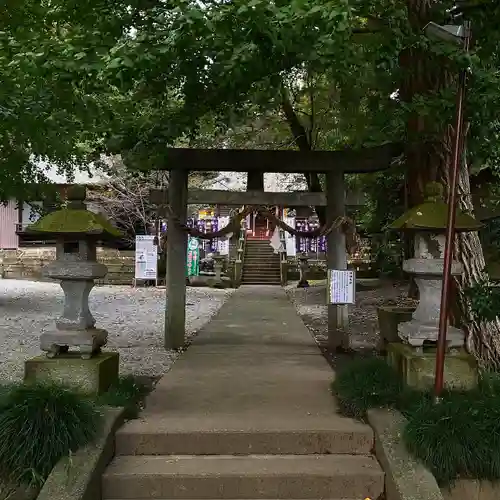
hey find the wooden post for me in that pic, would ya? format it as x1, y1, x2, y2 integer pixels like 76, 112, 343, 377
164, 169, 189, 350
326, 169, 349, 350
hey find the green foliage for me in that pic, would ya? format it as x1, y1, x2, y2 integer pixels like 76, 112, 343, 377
332, 356, 404, 418
370, 237, 404, 277
0, 383, 102, 487
333, 356, 500, 485
2, 0, 500, 214
97, 375, 152, 419
464, 275, 500, 322
404, 386, 500, 485
350, 168, 405, 234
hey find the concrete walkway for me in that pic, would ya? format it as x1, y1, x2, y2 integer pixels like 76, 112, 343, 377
125, 286, 361, 425
103, 286, 383, 499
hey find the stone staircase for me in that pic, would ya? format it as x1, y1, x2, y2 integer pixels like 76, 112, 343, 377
101, 287, 384, 500
102, 416, 384, 500
241, 239, 281, 285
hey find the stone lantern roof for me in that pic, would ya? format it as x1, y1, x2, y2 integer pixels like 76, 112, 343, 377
389, 182, 483, 232
26, 185, 122, 240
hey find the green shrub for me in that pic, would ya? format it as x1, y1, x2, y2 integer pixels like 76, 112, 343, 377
0, 383, 102, 487
98, 375, 151, 419
332, 356, 404, 419
403, 388, 500, 485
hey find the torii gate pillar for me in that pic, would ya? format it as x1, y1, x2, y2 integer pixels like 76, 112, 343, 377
326, 169, 349, 350
164, 168, 189, 350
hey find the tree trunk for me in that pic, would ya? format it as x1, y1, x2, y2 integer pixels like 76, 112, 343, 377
402, 0, 449, 298
403, 0, 449, 204
403, 0, 500, 367
281, 88, 326, 225
454, 156, 500, 369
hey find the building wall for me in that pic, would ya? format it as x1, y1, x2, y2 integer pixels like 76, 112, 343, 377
0, 247, 135, 284
0, 201, 19, 249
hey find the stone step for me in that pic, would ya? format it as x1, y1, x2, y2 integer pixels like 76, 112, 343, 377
102, 454, 384, 499
242, 277, 281, 282
242, 268, 281, 273
243, 262, 280, 266
244, 261, 280, 265
243, 263, 281, 268
115, 415, 374, 456
244, 252, 279, 255
242, 276, 281, 282
241, 282, 282, 285
244, 254, 278, 258
244, 257, 280, 261
241, 276, 281, 280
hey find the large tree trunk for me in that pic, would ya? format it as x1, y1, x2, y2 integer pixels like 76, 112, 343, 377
402, 0, 446, 298
402, 0, 446, 205
404, 0, 500, 367
454, 156, 500, 369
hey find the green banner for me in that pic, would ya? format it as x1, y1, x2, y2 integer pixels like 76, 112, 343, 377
186, 237, 200, 277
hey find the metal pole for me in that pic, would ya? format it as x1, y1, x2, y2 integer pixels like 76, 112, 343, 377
434, 20, 471, 400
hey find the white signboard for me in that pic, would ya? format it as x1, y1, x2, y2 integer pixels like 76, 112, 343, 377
328, 269, 356, 305
217, 216, 230, 255
283, 217, 296, 257
135, 235, 158, 281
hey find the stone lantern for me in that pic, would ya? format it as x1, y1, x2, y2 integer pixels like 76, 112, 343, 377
25, 185, 122, 360
297, 253, 310, 288
386, 182, 482, 388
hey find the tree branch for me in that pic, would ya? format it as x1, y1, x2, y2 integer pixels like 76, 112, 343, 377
280, 85, 326, 225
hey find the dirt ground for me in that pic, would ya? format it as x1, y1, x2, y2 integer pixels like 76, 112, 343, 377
286, 279, 417, 360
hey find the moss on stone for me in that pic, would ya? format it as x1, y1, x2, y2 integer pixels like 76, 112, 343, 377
27, 209, 122, 237
389, 201, 483, 232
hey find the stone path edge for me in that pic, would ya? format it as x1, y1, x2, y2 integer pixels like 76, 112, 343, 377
38, 406, 125, 500
367, 408, 444, 500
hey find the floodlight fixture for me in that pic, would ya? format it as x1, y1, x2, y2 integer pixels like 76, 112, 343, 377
424, 22, 466, 45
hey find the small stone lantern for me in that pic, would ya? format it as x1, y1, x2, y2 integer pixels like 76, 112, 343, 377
212, 254, 226, 286
389, 182, 483, 352
26, 186, 122, 359
297, 253, 310, 288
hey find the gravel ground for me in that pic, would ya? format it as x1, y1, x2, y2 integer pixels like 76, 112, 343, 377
0, 279, 233, 382
286, 279, 417, 352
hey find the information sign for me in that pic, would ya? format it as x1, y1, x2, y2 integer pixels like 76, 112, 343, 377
135, 235, 158, 281
327, 269, 356, 304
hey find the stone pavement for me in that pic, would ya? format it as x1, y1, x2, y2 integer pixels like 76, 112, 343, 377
102, 286, 384, 499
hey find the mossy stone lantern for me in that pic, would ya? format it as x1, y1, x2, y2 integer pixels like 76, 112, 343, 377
26, 185, 122, 359
389, 182, 483, 352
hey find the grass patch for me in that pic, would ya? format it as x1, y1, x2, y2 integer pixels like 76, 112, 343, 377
332, 356, 500, 486
0, 375, 153, 491
98, 375, 152, 419
0, 383, 101, 488
404, 388, 500, 484
332, 356, 405, 418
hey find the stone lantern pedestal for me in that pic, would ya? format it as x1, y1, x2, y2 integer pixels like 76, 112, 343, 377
208, 254, 229, 288
297, 254, 310, 288
41, 253, 108, 359
385, 182, 482, 390
23, 186, 122, 394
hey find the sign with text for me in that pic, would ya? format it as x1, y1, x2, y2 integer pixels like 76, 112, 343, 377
135, 235, 158, 280
283, 216, 296, 257
186, 237, 200, 277
327, 269, 356, 305
217, 216, 230, 256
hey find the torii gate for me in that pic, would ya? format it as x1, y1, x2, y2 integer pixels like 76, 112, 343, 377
150, 144, 402, 352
